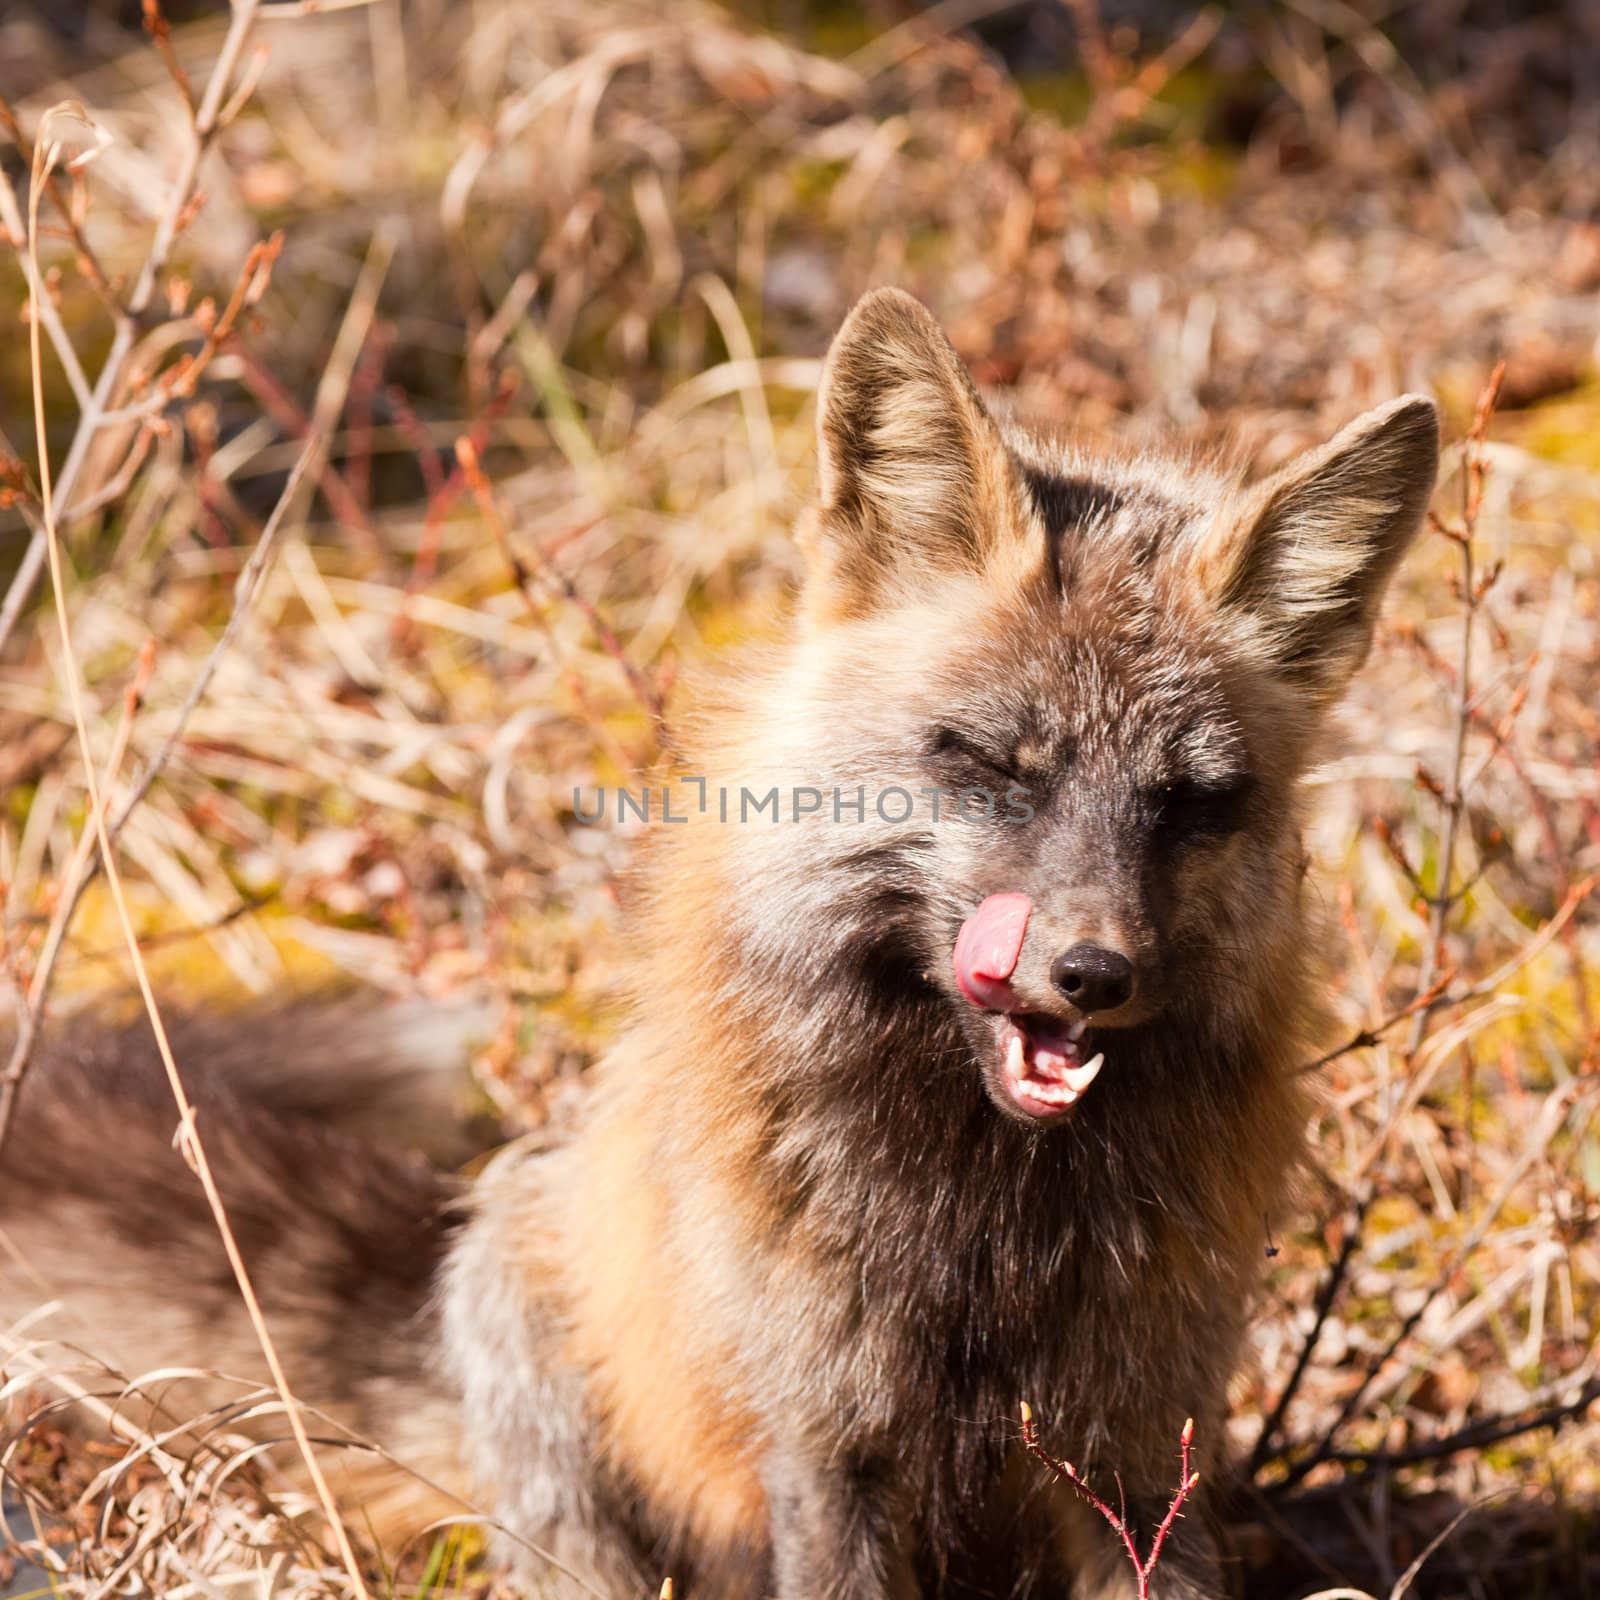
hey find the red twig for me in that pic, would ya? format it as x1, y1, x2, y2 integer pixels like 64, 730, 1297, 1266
1406, 360, 1504, 1055
1296, 970, 1456, 1077
344, 320, 389, 513
398, 371, 517, 604
455, 436, 677, 758
1020, 1405, 1199, 1599
0, 96, 119, 314
226, 329, 381, 552
142, 0, 196, 114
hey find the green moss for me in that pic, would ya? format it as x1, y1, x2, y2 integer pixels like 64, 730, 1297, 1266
1517, 380, 1600, 470
6, 781, 36, 828
787, 155, 848, 212
322, 784, 364, 826
1581, 1128, 1600, 1198
410, 1524, 486, 1599
1157, 142, 1239, 201
718, 0, 881, 58
1016, 71, 1094, 125
682, 574, 788, 654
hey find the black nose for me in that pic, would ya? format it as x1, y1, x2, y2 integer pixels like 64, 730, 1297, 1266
1050, 944, 1135, 1013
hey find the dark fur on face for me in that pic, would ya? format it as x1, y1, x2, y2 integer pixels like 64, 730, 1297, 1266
700, 291, 1436, 1135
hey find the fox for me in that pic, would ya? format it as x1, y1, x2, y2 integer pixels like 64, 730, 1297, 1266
0, 288, 1439, 1599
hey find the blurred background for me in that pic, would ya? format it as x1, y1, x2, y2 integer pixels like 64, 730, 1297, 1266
1, 2, 1598, 1597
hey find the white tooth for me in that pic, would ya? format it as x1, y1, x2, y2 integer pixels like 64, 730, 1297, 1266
1033, 1083, 1078, 1107
1062, 1053, 1103, 1092
1005, 1034, 1025, 1079
1066, 1019, 1088, 1042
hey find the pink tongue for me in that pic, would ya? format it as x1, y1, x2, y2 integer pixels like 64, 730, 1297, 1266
953, 893, 1032, 1012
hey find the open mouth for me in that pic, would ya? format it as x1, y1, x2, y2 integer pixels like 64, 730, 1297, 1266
952, 893, 1105, 1121
996, 1013, 1103, 1120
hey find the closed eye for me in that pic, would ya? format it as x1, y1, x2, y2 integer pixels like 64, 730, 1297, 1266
1150, 776, 1255, 841
927, 727, 1022, 785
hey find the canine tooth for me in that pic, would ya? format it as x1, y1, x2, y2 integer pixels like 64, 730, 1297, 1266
1005, 1034, 1025, 1079
1062, 1053, 1103, 1092
1066, 1019, 1088, 1042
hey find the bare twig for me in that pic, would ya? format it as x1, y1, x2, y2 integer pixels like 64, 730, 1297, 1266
1249, 1191, 1371, 1474
0, 230, 391, 1153
1321, 1376, 1600, 1470
0, 95, 120, 313
17, 116, 372, 1600
1021, 1404, 1199, 1599
56, 897, 269, 968
142, 0, 197, 115
0, 0, 265, 657
227, 329, 381, 549
1271, 1078, 1595, 1491
456, 435, 678, 757
397, 371, 517, 608
1297, 974, 1455, 1076
0, 143, 95, 411
1404, 363, 1504, 1057
0, 641, 156, 1156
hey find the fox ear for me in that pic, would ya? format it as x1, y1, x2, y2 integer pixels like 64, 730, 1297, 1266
806, 288, 1027, 613
1198, 395, 1439, 701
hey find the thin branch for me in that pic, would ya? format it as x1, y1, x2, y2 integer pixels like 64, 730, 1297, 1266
1404, 363, 1504, 1057
0, 95, 121, 314
1297, 974, 1455, 1077
1321, 1377, 1600, 1471
0, 641, 156, 1155
68, 231, 284, 449
141, 0, 197, 115
0, 163, 93, 410
17, 123, 371, 1600
1297, 859, 1596, 1082
456, 436, 678, 758
226, 328, 381, 548
0, 229, 391, 1154
1270, 1078, 1595, 1491
1249, 1191, 1371, 1474
1021, 1404, 1199, 1599
0, 0, 264, 657
56, 896, 270, 969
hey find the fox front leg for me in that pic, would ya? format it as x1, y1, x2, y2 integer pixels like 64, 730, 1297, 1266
760, 1440, 919, 1600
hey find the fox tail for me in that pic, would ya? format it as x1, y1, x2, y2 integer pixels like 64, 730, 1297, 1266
0, 997, 488, 1545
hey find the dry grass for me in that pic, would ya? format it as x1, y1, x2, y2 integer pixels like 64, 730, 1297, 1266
0, 2, 1597, 1596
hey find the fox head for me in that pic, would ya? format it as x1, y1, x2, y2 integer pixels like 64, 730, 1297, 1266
713, 287, 1439, 1128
